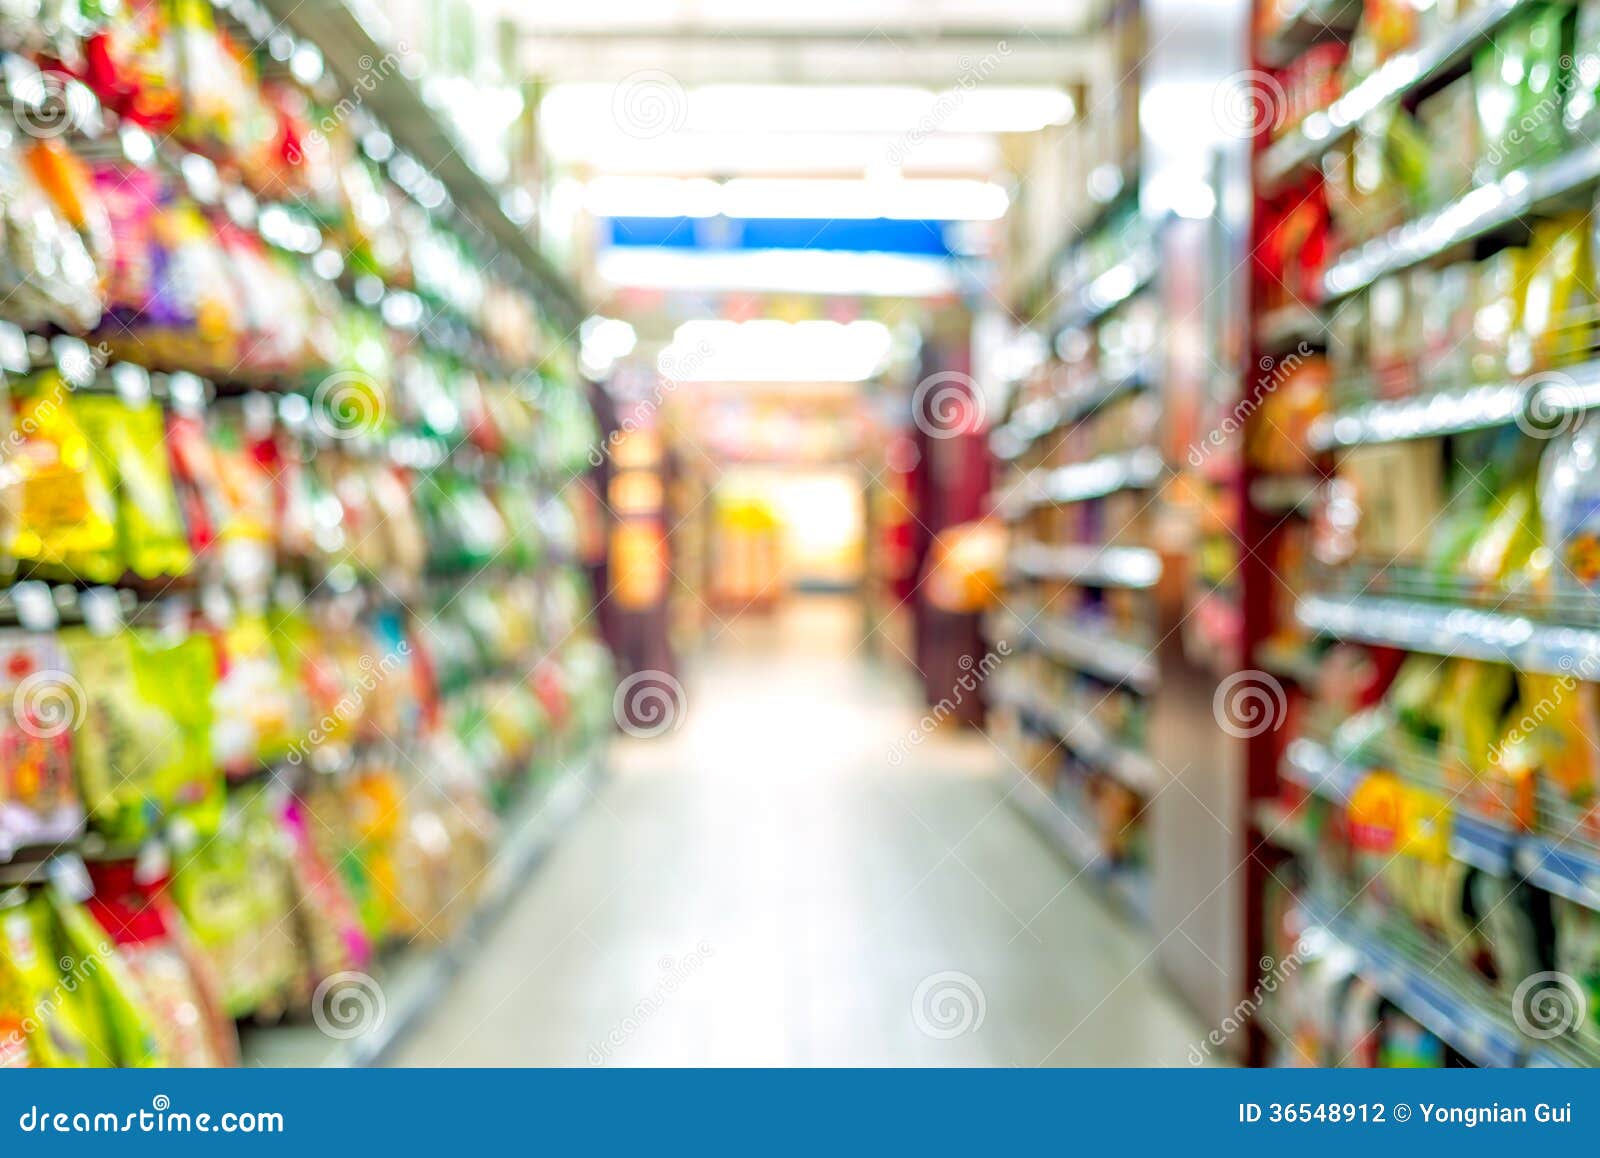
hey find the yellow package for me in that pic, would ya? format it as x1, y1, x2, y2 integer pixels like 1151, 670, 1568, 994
5, 371, 117, 578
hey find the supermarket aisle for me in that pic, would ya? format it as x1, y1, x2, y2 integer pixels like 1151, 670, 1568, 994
395, 599, 1208, 1066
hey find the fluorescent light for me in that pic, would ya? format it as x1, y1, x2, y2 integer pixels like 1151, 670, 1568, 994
719, 178, 1007, 220
659, 319, 893, 382
594, 248, 960, 296
545, 130, 1000, 176
580, 316, 638, 377
541, 83, 1075, 140
585, 176, 1007, 221
584, 176, 722, 218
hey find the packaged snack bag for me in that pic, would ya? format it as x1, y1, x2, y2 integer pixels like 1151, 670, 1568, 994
0, 147, 104, 330
0, 891, 99, 1066
279, 795, 371, 984
1539, 418, 1600, 597
4, 370, 119, 579
63, 628, 219, 843
0, 631, 83, 860
79, 0, 181, 131
84, 859, 238, 1067
46, 886, 166, 1067
22, 139, 112, 268
209, 613, 298, 777
74, 393, 192, 581
1555, 896, 1600, 1048
170, 786, 299, 1018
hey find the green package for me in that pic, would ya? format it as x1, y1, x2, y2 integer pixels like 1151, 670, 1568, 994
46, 887, 165, 1067
74, 395, 192, 581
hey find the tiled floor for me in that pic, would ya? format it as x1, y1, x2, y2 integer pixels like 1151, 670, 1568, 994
393, 598, 1209, 1066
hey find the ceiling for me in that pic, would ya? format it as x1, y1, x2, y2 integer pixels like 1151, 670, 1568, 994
497, 0, 1105, 86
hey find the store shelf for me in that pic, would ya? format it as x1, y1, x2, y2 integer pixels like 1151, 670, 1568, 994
993, 609, 1157, 691
1041, 446, 1164, 504
1255, 637, 1324, 684
1258, 0, 1530, 188
1285, 735, 1600, 883
1307, 381, 1530, 450
1031, 616, 1159, 692
1053, 244, 1159, 333
1011, 541, 1162, 590
994, 683, 1163, 795
1254, 303, 1327, 352
1517, 838, 1600, 913
1258, 0, 1363, 68
1297, 591, 1600, 674
240, 756, 601, 1067
1249, 474, 1323, 516
254, 0, 584, 331
1251, 798, 1316, 856
1298, 897, 1527, 1068
1001, 447, 1164, 515
990, 372, 1149, 461
1003, 768, 1152, 925
1323, 144, 1600, 300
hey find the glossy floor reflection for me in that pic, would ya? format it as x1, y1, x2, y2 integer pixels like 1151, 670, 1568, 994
394, 597, 1210, 1066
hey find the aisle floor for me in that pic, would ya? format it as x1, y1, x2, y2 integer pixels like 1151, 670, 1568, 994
394, 599, 1210, 1066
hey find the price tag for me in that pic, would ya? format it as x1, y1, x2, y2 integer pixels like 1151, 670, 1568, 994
119, 124, 155, 165
11, 581, 58, 631
134, 837, 171, 884
46, 853, 93, 902
80, 586, 123, 637
52, 336, 96, 387
110, 361, 150, 405
0, 322, 29, 374
224, 185, 258, 228
179, 152, 220, 203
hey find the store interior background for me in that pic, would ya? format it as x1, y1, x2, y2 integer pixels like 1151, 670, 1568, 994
17, 0, 1600, 1071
